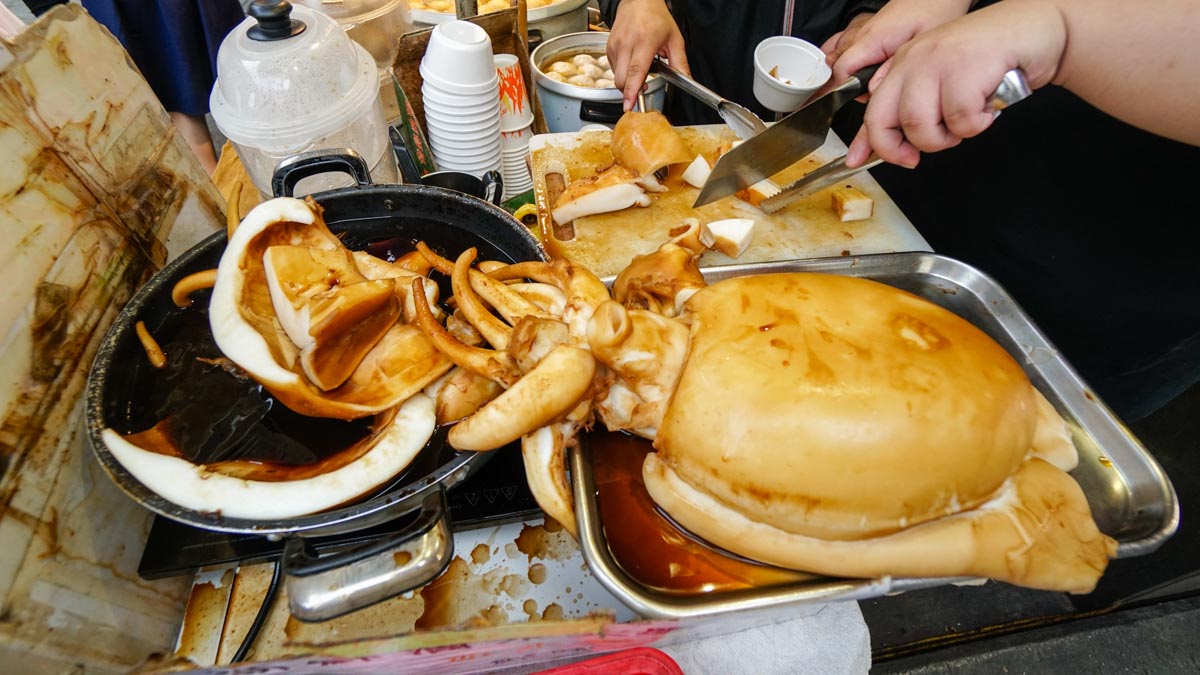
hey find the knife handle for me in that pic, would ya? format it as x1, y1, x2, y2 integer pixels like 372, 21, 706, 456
847, 64, 880, 96
990, 69, 1032, 110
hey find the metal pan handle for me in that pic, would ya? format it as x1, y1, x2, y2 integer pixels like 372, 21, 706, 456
580, 100, 624, 124
272, 149, 373, 198
281, 490, 453, 622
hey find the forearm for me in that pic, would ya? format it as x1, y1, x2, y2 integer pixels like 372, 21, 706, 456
1052, 0, 1200, 145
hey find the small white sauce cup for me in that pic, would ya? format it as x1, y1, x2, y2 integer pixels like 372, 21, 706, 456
752, 36, 832, 112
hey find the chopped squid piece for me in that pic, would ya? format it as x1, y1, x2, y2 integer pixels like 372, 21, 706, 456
135, 321, 167, 368
736, 178, 781, 208
611, 111, 693, 189
681, 155, 712, 189
551, 164, 650, 225
832, 186, 874, 222
171, 269, 218, 307
700, 218, 756, 258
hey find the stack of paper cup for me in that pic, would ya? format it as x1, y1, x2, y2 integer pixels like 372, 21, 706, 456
420, 21, 503, 177
495, 53, 534, 198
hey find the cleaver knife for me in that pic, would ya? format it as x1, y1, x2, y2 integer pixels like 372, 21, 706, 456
694, 66, 1032, 208
757, 69, 1033, 213
693, 64, 879, 208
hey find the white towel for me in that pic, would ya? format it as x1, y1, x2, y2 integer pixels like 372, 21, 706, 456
658, 601, 871, 675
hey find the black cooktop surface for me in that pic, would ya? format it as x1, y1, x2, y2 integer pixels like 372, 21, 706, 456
137, 445, 540, 580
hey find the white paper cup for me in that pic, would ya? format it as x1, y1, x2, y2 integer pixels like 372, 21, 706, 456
500, 122, 534, 150
495, 53, 535, 132
752, 36, 831, 112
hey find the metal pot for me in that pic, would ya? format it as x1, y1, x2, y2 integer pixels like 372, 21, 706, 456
85, 150, 545, 622
530, 31, 667, 132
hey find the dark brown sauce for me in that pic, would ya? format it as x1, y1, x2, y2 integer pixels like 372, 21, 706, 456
589, 432, 811, 594
107, 233, 488, 485
116, 304, 379, 482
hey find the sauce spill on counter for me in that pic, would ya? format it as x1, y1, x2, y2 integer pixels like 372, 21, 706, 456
589, 432, 812, 594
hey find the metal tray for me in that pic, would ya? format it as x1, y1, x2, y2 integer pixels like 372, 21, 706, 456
571, 251, 1180, 619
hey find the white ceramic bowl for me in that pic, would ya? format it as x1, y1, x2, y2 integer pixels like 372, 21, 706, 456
425, 105, 502, 127
423, 97, 500, 118
426, 119, 502, 143
420, 62, 500, 96
421, 83, 500, 109
752, 36, 831, 112
435, 154, 503, 173
426, 111, 502, 133
428, 132, 501, 154
421, 20, 497, 87
437, 157, 503, 176
438, 155, 502, 168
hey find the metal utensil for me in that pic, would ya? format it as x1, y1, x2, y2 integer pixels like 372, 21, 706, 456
578, 252, 1179, 619
650, 56, 767, 140
760, 154, 883, 213
757, 69, 1033, 213
695, 67, 1033, 208
693, 64, 879, 208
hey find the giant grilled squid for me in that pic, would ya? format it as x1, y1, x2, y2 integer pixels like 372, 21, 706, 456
112, 195, 1117, 593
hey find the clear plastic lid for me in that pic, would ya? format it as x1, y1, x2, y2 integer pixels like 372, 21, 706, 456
295, 0, 408, 24
295, 0, 412, 71
210, 2, 380, 151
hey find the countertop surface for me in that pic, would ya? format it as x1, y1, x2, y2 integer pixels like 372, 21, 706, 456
187, 114, 1200, 671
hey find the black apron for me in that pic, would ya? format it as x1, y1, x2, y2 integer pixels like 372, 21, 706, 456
833, 88, 1200, 422
599, 0, 884, 125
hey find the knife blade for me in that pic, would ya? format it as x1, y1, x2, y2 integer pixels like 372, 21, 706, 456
759, 154, 883, 214
693, 64, 879, 208
757, 69, 1033, 214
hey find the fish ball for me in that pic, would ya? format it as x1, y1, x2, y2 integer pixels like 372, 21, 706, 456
571, 54, 597, 68
595, 78, 614, 89
597, 54, 610, 68
603, 69, 614, 80
579, 63, 605, 78
549, 61, 575, 76
567, 74, 596, 87
546, 71, 567, 83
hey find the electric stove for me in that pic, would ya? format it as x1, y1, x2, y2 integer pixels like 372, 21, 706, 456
137, 445, 540, 580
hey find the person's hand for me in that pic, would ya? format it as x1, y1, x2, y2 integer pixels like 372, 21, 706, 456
823, 0, 971, 87
607, 0, 688, 111
848, 0, 1067, 168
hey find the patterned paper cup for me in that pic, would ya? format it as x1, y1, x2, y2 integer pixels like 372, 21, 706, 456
501, 121, 534, 151
495, 53, 535, 132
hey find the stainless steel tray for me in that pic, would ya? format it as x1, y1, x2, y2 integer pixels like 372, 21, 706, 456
572, 251, 1180, 619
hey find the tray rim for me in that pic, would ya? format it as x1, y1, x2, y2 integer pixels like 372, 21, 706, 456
576, 250, 1180, 620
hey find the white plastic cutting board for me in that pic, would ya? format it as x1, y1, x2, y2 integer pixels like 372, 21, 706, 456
529, 124, 929, 278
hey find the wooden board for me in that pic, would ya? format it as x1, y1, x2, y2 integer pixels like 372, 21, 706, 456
529, 125, 929, 278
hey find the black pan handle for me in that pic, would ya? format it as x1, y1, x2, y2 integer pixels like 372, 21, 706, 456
272, 149, 373, 198
481, 169, 503, 206
389, 125, 425, 184
280, 490, 453, 622
580, 100, 624, 124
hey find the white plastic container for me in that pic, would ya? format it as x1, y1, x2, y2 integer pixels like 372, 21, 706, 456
210, 1, 400, 196
752, 36, 831, 113
295, 0, 414, 122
